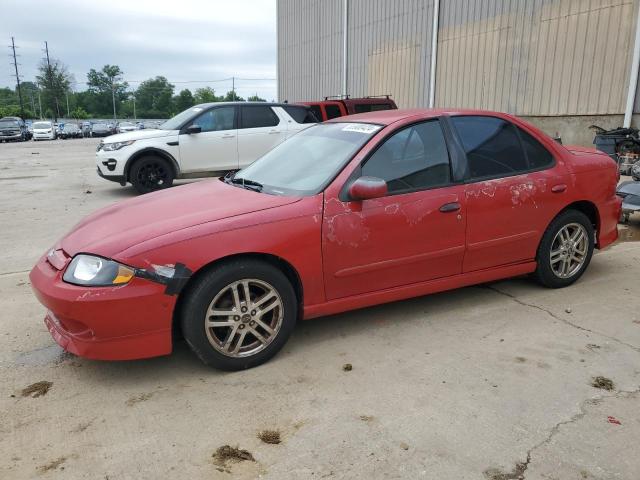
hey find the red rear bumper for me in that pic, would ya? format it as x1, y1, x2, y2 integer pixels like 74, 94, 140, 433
598, 196, 622, 249
29, 254, 176, 360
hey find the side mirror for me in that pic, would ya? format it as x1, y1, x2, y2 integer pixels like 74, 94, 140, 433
348, 176, 388, 201
186, 124, 202, 134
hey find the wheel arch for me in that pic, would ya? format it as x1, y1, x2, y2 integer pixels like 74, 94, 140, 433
549, 200, 600, 246
171, 252, 304, 342
124, 148, 180, 182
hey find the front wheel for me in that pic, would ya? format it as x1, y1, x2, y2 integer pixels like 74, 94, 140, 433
180, 259, 298, 370
534, 210, 594, 288
129, 155, 174, 194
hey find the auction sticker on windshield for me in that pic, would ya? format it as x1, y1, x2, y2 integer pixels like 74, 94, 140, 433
341, 123, 382, 134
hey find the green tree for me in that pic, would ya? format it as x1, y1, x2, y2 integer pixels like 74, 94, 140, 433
87, 65, 128, 117
223, 90, 245, 102
173, 89, 195, 112
247, 94, 266, 102
193, 87, 220, 104
135, 76, 175, 118
35, 58, 72, 121
70, 107, 89, 119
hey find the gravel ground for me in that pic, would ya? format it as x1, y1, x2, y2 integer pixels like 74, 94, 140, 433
1, 138, 639, 479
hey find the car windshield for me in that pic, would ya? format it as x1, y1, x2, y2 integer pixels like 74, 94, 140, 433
0, 120, 19, 128
159, 106, 206, 130
120, 122, 134, 127
232, 122, 382, 196
64, 124, 77, 131
33, 122, 51, 129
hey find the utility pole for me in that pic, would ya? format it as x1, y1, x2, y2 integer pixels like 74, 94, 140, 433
232, 76, 235, 100
132, 93, 136, 120
9, 37, 25, 119
111, 81, 117, 120
44, 41, 59, 121
37, 91, 42, 118
65, 92, 70, 117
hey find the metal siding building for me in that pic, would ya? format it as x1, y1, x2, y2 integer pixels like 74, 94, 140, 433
278, 0, 640, 145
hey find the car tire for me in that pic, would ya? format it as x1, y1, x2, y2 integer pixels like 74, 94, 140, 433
180, 259, 298, 370
534, 209, 594, 288
129, 155, 175, 194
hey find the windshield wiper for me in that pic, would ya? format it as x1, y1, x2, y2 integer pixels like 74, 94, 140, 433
229, 176, 263, 192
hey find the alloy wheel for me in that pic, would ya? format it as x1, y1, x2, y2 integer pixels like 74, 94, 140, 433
137, 161, 169, 189
549, 223, 589, 279
204, 279, 284, 358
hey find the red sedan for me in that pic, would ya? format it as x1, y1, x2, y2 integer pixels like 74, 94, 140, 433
30, 109, 621, 370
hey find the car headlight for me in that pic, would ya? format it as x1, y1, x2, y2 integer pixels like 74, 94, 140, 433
102, 140, 135, 151
63, 254, 135, 286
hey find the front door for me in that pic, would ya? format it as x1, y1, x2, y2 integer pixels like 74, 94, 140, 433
178, 106, 238, 173
322, 119, 467, 300
449, 115, 570, 272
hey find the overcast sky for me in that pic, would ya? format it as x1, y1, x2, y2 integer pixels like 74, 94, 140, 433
1, 0, 277, 100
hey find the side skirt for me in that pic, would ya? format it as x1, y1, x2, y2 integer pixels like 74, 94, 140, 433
302, 261, 537, 319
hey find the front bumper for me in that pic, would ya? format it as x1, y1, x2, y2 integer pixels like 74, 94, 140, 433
0, 133, 22, 141
29, 251, 176, 360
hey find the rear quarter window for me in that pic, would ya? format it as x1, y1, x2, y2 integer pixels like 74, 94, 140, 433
518, 127, 554, 169
283, 106, 319, 124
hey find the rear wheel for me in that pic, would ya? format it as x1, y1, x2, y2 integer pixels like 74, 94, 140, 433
129, 155, 174, 194
180, 259, 298, 370
534, 210, 594, 288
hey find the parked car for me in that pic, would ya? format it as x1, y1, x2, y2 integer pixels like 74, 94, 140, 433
95, 102, 318, 193
117, 121, 137, 133
91, 123, 112, 137
30, 109, 621, 370
617, 180, 640, 223
0, 116, 28, 142
81, 121, 92, 138
298, 96, 397, 121
32, 120, 57, 141
59, 123, 82, 139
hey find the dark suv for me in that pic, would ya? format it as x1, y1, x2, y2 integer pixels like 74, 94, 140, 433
298, 96, 398, 121
0, 117, 28, 142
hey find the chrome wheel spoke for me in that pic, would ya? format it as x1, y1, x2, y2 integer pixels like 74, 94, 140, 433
222, 324, 240, 351
231, 331, 248, 355
253, 317, 275, 335
249, 327, 269, 345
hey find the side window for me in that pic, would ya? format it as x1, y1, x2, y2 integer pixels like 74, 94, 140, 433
192, 107, 235, 133
355, 103, 392, 113
362, 120, 451, 193
240, 106, 279, 129
518, 127, 554, 169
451, 116, 528, 179
324, 104, 342, 120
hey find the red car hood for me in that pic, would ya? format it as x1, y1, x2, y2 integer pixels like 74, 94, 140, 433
61, 179, 300, 258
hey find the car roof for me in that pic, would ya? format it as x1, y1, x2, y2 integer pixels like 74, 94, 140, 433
193, 102, 306, 109
326, 108, 513, 126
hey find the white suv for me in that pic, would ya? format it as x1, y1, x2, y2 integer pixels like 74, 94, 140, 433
96, 102, 317, 193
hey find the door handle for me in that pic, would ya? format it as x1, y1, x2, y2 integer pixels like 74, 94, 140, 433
551, 184, 567, 193
222, 134, 235, 139
268, 129, 281, 134
439, 202, 461, 213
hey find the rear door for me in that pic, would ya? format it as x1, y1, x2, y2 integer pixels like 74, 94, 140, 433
178, 106, 238, 172
237, 105, 286, 168
450, 115, 569, 272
